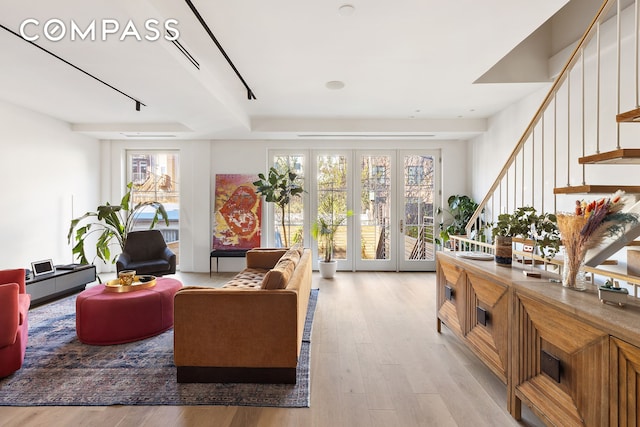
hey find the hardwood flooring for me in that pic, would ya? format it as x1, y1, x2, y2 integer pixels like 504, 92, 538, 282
0, 271, 543, 427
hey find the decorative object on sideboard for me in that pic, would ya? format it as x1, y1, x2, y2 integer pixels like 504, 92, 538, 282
491, 206, 560, 267
557, 191, 638, 291
598, 279, 629, 306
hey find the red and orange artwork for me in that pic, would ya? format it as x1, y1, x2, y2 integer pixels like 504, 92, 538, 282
212, 174, 262, 250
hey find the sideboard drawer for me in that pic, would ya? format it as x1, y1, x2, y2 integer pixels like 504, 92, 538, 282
436, 257, 466, 338
465, 272, 509, 383
514, 293, 608, 427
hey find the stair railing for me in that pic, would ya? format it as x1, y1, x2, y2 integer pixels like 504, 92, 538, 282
465, 0, 617, 238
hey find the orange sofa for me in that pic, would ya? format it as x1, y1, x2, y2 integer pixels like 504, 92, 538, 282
0, 269, 30, 378
173, 246, 312, 383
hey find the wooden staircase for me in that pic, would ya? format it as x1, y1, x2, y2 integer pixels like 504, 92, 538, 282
461, 0, 640, 290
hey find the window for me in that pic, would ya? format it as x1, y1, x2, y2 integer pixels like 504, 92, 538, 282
127, 151, 180, 262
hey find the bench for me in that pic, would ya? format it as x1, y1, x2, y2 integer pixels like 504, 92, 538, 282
210, 249, 250, 275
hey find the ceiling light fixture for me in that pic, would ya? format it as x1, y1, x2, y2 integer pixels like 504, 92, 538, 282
338, 4, 356, 16
0, 23, 146, 112
184, 0, 256, 100
326, 80, 345, 90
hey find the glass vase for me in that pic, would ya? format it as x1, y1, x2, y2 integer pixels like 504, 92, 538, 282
562, 252, 587, 291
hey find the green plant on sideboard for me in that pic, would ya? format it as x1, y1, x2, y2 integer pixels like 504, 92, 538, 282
492, 206, 561, 260
67, 182, 169, 265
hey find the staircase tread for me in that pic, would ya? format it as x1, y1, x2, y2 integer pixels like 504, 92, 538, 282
553, 185, 640, 194
579, 149, 640, 164
617, 107, 640, 122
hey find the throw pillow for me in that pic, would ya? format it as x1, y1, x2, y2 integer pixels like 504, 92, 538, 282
261, 258, 296, 290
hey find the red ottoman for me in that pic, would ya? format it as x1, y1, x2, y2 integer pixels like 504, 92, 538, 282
76, 277, 182, 345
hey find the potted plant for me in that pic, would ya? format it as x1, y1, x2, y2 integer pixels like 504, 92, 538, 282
437, 195, 482, 249
491, 206, 560, 266
253, 166, 304, 247
67, 182, 170, 265
311, 196, 353, 279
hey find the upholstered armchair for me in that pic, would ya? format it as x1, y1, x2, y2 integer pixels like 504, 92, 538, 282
116, 230, 176, 276
0, 268, 30, 378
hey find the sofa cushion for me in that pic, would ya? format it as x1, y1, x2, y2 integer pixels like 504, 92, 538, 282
261, 258, 296, 290
223, 268, 267, 290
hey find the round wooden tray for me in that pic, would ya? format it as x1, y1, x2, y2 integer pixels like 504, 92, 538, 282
104, 275, 157, 293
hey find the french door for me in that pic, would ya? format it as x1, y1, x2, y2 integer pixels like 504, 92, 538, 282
354, 150, 439, 271
272, 149, 439, 271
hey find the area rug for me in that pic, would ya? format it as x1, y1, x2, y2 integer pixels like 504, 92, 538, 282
0, 289, 318, 407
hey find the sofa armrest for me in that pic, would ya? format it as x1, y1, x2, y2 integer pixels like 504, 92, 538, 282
0, 269, 26, 294
161, 247, 176, 262
0, 283, 19, 347
116, 253, 132, 271
174, 289, 299, 368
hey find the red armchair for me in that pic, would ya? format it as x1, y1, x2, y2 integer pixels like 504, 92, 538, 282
0, 269, 30, 378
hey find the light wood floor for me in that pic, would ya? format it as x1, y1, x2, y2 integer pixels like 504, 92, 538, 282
0, 271, 544, 427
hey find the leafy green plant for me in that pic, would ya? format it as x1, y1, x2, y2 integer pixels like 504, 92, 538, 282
492, 206, 561, 259
253, 167, 304, 247
437, 195, 480, 244
67, 182, 169, 265
311, 210, 353, 263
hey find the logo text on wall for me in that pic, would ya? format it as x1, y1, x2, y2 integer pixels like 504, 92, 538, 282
19, 18, 180, 42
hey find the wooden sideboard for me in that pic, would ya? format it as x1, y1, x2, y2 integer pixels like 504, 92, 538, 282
436, 251, 640, 427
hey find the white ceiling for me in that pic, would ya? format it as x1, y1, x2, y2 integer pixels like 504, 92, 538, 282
0, 0, 596, 141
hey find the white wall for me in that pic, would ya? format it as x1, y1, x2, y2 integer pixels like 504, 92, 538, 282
0, 99, 100, 271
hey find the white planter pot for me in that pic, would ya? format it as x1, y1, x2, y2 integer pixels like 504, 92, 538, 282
318, 260, 338, 279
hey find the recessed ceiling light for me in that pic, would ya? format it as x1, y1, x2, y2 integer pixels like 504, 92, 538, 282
326, 80, 345, 90
338, 4, 355, 16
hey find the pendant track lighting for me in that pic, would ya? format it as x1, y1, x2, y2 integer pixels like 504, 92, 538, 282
0, 23, 146, 112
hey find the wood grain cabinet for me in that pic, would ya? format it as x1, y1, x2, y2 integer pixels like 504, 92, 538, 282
436, 257, 466, 338
436, 255, 510, 383
465, 271, 509, 383
436, 252, 640, 427
514, 293, 608, 427
610, 337, 640, 426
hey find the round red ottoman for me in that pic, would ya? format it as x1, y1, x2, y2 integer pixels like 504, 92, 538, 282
76, 277, 183, 345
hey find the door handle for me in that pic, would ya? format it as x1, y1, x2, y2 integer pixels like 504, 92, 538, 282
400, 219, 404, 233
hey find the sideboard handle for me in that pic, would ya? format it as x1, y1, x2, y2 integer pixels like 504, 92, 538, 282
445, 285, 454, 301
541, 350, 562, 383
476, 306, 489, 326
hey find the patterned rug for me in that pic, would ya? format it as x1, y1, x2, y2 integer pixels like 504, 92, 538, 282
0, 289, 318, 407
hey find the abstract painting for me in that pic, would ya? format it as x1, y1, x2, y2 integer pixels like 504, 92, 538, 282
213, 174, 262, 250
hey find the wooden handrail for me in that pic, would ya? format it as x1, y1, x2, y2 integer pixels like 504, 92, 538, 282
465, 0, 613, 237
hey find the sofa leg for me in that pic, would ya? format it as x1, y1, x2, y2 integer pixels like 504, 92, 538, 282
176, 366, 297, 384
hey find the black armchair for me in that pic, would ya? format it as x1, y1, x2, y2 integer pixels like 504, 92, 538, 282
116, 230, 176, 276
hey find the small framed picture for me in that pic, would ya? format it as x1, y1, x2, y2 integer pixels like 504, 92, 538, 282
31, 259, 55, 276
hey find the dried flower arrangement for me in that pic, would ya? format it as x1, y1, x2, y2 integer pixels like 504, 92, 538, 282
556, 190, 638, 289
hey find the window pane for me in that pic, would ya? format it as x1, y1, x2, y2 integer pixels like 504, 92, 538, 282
128, 151, 180, 263
317, 154, 348, 260
273, 155, 305, 247
360, 155, 391, 260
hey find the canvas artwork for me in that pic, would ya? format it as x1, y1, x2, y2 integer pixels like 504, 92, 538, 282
213, 174, 262, 250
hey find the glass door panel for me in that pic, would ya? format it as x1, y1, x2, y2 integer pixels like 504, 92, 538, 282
398, 151, 437, 271
315, 153, 352, 270
356, 152, 395, 271
271, 155, 305, 248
